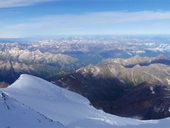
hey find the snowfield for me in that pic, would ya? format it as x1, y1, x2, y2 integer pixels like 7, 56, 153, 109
1, 74, 170, 128
0, 91, 64, 128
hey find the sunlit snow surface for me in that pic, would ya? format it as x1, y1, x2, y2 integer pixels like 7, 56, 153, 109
0, 91, 64, 128
2, 74, 170, 128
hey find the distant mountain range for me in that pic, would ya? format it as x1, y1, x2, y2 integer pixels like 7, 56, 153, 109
58, 56, 170, 120
1, 38, 170, 122
1, 38, 170, 85
0, 47, 77, 84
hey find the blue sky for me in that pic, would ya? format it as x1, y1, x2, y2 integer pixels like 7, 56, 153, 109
1, 0, 170, 37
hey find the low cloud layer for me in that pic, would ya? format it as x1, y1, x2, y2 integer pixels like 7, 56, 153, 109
1, 11, 170, 37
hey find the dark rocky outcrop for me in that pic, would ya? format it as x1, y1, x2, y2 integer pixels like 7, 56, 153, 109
57, 56, 170, 120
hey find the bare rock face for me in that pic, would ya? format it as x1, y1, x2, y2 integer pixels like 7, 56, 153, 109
0, 82, 8, 88
107, 83, 170, 120
58, 56, 170, 120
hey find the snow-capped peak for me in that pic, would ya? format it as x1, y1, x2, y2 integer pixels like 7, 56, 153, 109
3, 74, 170, 128
5, 74, 97, 124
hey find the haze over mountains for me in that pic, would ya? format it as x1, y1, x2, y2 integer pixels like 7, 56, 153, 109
1, 36, 170, 85
1, 0, 170, 127
1, 36, 170, 127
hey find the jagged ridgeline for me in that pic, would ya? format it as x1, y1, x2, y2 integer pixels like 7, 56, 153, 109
3, 74, 170, 128
0, 44, 78, 85
1, 39, 170, 86
58, 56, 170, 120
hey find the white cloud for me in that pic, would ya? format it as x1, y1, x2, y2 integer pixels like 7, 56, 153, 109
8, 11, 170, 26
2, 11, 170, 36
0, 0, 54, 8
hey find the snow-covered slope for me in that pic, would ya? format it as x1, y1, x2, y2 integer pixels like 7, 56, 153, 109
3, 74, 170, 128
0, 91, 64, 128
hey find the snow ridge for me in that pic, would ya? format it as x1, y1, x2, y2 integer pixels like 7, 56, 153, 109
0, 91, 64, 128
2, 74, 170, 128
